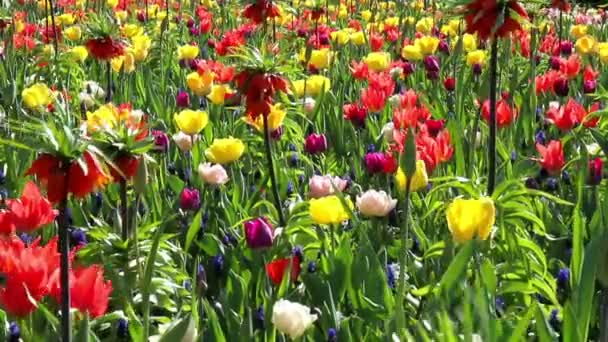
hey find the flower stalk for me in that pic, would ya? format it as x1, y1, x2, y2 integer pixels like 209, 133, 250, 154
59, 172, 71, 342
263, 113, 286, 227
487, 38, 499, 195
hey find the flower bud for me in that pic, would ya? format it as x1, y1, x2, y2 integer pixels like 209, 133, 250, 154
304, 133, 327, 154
180, 188, 200, 211
244, 217, 274, 249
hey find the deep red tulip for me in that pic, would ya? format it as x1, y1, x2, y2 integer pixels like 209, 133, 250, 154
536, 140, 565, 176
304, 133, 328, 154
589, 157, 603, 185
266, 256, 301, 286
444, 77, 456, 92
343, 102, 368, 128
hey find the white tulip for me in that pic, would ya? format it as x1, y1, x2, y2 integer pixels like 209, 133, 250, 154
272, 299, 317, 339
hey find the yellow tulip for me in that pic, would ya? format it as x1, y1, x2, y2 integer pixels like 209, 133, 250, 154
330, 31, 350, 45
174, 109, 209, 135
361, 10, 372, 22
600, 47, 608, 64
363, 52, 391, 72
64, 26, 82, 41
446, 197, 496, 243
338, 8, 348, 19
575, 35, 596, 55
460, 33, 477, 52
86, 104, 119, 131
309, 195, 352, 225
306, 75, 331, 97
122, 24, 143, 38
415, 36, 440, 55
58, 13, 76, 25
466, 50, 486, 66
415, 17, 433, 34
244, 103, 286, 132
178, 45, 199, 60
115, 10, 129, 22
384, 17, 399, 27
302, 48, 333, 70
69, 46, 88, 63
350, 31, 366, 45
395, 161, 429, 192
401, 44, 423, 61
205, 137, 245, 164
21, 83, 53, 110
570, 25, 588, 39
186, 71, 214, 96
111, 50, 135, 73
207, 84, 233, 105
107, 0, 118, 7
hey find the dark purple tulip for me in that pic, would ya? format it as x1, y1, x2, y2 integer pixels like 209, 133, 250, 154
423, 55, 440, 73
553, 77, 569, 97
190, 26, 201, 36
180, 188, 200, 211
152, 130, 170, 152
560, 40, 572, 55
472, 63, 482, 75
244, 217, 274, 249
403, 61, 415, 74
176, 91, 190, 108
271, 126, 284, 140
438, 40, 450, 54
550, 56, 562, 70
304, 133, 327, 154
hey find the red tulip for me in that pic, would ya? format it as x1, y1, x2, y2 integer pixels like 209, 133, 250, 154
3, 181, 57, 233
266, 256, 301, 286
350, 61, 369, 80
481, 97, 518, 128
464, 0, 528, 40
559, 54, 580, 79
551, 0, 571, 12
343, 102, 368, 128
546, 98, 587, 131
589, 157, 603, 185
69, 265, 112, 318
0, 236, 60, 317
536, 140, 565, 176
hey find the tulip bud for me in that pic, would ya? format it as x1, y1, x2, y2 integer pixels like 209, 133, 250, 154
553, 77, 569, 97
444, 77, 455, 91
304, 133, 328, 154
583, 79, 596, 94
382, 122, 396, 142
244, 217, 274, 249
588, 157, 603, 185
176, 90, 190, 108
152, 130, 170, 152
173, 131, 195, 152
439, 39, 450, 54
423, 55, 440, 73
472, 63, 482, 75
403, 62, 415, 75
560, 40, 573, 55
303, 97, 316, 113
550, 56, 562, 70
180, 188, 200, 211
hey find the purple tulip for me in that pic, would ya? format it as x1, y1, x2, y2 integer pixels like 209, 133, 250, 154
180, 188, 200, 211
583, 79, 596, 94
364, 152, 385, 174
244, 217, 274, 249
304, 133, 327, 154
152, 130, 170, 152
176, 91, 190, 108
560, 40, 572, 55
553, 77, 569, 97
423, 55, 440, 73
438, 40, 450, 54
472, 63, 482, 75
550, 56, 561, 70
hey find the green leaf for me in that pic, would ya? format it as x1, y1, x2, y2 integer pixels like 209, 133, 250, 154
400, 127, 417, 178
75, 315, 90, 342
436, 240, 474, 296
535, 305, 556, 342
202, 299, 227, 341
184, 210, 202, 253
159, 315, 195, 342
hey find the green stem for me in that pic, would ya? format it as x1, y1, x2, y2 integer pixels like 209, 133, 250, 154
263, 114, 286, 227
59, 184, 72, 341
120, 179, 129, 241
486, 38, 499, 195
395, 178, 412, 334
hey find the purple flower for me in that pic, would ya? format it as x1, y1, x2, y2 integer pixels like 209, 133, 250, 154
553, 77, 569, 97
583, 79, 596, 94
244, 217, 274, 249
560, 40, 572, 55
304, 133, 328, 154
176, 91, 190, 108
438, 40, 450, 54
472, 63, 482, 75
180, 188, 200, 211
423, 55, 440, 73
152, 130, 170, 152
364, 152, 385, 174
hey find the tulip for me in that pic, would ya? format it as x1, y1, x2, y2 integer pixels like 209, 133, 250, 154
152, 130, 170, 152
536, 140, 565, 176
177, 44, 199, 60
174, 109, 209, 135
180, 188, 200, 211
271, 299, 317, 339
444, 77, 455, 92
553, 77, 569, 97
176, 91, 190, 108
197, 163, 229, 185
173, 131, 195, 152
21, 83, 53, 110
205, 137, 245, 164
363, 52, 391, 72
446, 197, 496, 243
304, 133, 327, 154
356, 190, 397, 217
244, 217, 274, 249
308, 175, 348, 198
309, 195, 352, 225
588, 157, 603, 185
583, 80, 596, 94
395, 161, 429, 192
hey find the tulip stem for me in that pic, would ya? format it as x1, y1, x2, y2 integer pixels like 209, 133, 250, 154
120, 179, 129, 241
59, 193, 71, 342
487, 38, 499, 195
395, 178, 412, 335
263, 114, 286, 227
106, 61, 112, 102
600, 288, 608, 342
